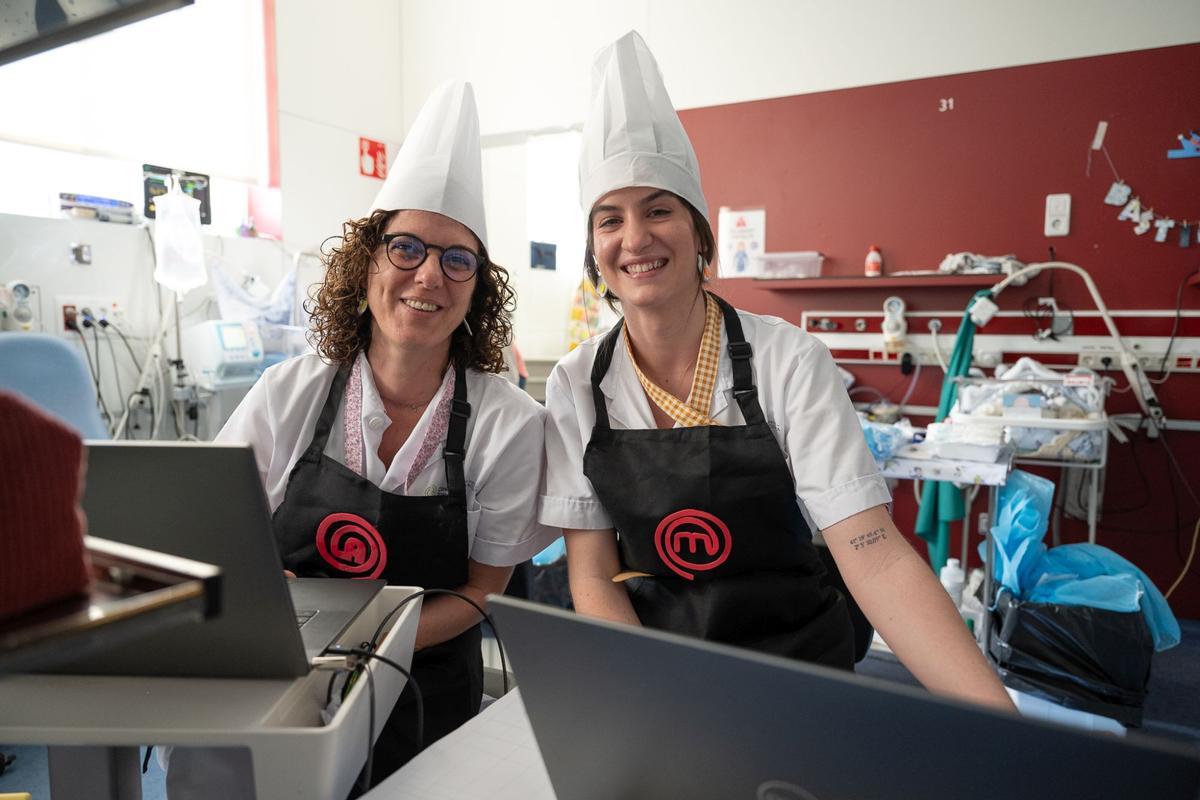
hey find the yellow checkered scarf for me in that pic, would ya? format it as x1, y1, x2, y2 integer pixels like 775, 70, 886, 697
624, 292, 723, 427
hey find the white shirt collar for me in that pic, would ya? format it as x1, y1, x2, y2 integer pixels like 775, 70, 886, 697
354, 350, 454, 492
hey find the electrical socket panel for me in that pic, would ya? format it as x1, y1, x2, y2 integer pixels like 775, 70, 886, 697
56, 295, 128, 332
1077, 350, 1118, 370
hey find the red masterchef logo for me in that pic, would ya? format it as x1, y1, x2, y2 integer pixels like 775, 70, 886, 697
654, 509, 731, 580
315, 512, 387, 579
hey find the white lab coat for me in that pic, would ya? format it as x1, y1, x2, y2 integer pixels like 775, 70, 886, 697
539, 306, 891, 536
217, 351, 555, 566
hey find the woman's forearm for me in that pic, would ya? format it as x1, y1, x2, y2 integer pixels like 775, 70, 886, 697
564, 528, 642, 626
856, 547, 1014, 711
825, 507, 1014, 712
414, 561, 513, 650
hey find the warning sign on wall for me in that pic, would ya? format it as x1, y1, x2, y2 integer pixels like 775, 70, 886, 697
359, 138, 388, 180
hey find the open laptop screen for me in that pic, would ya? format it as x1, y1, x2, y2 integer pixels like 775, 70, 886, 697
489, 596, 1200, 800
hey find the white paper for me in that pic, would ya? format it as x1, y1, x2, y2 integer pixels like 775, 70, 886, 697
717, 207, 766, 277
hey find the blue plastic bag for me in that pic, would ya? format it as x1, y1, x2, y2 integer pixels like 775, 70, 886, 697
981, 470, 1055, 595
980, 471, 1181, 652
859, 419, 906, 461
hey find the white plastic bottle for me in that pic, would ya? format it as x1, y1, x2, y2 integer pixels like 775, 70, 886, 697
939, 558, 966, 609
864, 245, 883, 277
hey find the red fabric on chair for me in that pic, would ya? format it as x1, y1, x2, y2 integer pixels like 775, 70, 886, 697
0, 391, 92, 622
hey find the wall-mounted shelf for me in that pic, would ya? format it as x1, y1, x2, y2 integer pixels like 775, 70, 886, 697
749, 275, 1002, 291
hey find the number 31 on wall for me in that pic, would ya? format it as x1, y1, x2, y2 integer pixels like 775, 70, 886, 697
939, 98, 955, 112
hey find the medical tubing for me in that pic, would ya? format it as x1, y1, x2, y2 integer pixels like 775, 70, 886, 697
90, 324, 119, 433
987, 262, 1160, 423
103, 320, 146, 374
1164, 518, 1199, 600
71, 325, 110, 425
369, 588, 509, 696
927, 319, 949, 373
112, 292, 175, 440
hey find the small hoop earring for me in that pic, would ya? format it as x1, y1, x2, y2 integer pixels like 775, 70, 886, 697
461, 317, 473, 337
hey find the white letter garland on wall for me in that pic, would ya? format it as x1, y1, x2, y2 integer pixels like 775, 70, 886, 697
1088, 122, 1197, 249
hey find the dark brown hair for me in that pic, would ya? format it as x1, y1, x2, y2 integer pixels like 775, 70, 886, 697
305, 208, 514, 372
582, 192, 715, 310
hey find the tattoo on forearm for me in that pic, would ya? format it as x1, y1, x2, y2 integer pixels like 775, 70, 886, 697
849, 528, 888, 551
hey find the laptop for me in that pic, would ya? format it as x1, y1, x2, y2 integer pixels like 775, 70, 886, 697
488, 596, 1200, 800
47, 441, 384, 679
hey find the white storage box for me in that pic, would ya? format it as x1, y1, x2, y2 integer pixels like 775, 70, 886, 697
752, 251, 823, 279
0, 586, 422, 800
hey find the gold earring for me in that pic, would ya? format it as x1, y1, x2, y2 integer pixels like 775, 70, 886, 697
357, 295, 369, 315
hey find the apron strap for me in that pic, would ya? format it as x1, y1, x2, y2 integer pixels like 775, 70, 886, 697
443, 360, 471, 499
307, 361, 352, 457
589, 319, 625, 431
712, 294, 766, 427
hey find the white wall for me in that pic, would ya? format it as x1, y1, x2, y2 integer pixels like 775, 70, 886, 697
274, 0, 405, 248
400, 0, 1200, 137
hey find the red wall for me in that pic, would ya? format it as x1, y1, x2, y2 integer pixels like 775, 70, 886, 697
680, 44, 1200, 618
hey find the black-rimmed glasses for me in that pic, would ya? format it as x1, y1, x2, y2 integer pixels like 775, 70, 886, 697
381, 233, 485, 282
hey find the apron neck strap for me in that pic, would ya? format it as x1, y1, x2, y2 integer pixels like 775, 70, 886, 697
712, 295, 766, 426
589, 318, 625, 430
310, 360, 352, 454
443, 359, 471, 498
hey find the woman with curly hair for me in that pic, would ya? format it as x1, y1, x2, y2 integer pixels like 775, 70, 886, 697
214, 81, 553, 782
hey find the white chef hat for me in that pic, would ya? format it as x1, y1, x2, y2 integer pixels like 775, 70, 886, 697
578, 30, 708, 224
369, 81, 489, 250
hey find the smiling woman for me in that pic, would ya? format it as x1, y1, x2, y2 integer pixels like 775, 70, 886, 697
171, 80, 556, 795
540, 30, 1016, 716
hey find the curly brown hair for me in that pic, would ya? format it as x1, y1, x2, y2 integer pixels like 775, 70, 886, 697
582, 192, 715, 311
305, 208, 514, 372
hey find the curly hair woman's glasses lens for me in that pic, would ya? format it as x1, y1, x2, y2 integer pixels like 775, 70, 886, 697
382, 233, 483, 282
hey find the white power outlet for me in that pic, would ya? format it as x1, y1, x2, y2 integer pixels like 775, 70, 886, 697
56, 295, 128, 332
1045, 193, 1071, 237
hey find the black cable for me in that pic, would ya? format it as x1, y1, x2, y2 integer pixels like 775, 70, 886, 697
1091, 432, 1151, 516
362, 660, 376, 792
71, 325, 110, 426
367, 588, 509, 697
103, 320, 145, 373
90, 323, 119, 426
323, 647, 424, 792
1160, 433, 1200, 510
101, 327, 126, 420
1158, 267, 1200, 373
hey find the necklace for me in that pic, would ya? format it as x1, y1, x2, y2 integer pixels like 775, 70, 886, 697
378, 389, 437, 413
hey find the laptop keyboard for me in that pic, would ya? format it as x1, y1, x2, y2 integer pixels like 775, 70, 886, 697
295, 609, 318, 628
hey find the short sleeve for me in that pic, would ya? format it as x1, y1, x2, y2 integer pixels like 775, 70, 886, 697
214, 373, 275, 489
783, 337, 891, 530
538, 359, 614, 531
465, 382, 559, 566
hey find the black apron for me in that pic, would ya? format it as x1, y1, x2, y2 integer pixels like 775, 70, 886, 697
582, 294, 855, 669
272, 360, 483, 779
